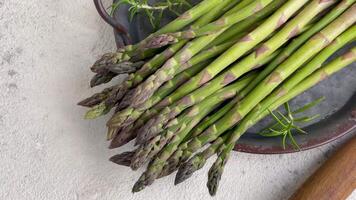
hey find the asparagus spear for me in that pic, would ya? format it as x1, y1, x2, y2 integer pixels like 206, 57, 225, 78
141, 0, 331, 141
129, 0, 281, 108
208, 0, 287, 47
183, 6, 356, 166
207, 47, 356, 196
191, 0, 242, 29
146, 0, 274, 47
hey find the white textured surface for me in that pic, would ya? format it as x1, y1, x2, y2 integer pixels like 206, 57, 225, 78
0, 0, 355, 199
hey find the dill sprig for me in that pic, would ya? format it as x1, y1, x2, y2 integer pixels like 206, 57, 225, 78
259, 97, 325, 150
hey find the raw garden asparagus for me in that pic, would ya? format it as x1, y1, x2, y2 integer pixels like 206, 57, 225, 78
129, 0, 281, 108
207, 47, 356, 196
79, 0, 356, 196
140, 0, 333, 141
181, 6, 356, 167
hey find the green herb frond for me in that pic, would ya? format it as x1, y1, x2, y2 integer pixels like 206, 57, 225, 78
259, 97, 324, 150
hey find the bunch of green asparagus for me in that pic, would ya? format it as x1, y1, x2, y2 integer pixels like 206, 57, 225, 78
79, 0, 356, 196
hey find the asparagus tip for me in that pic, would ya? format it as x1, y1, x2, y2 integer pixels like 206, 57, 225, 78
175, 161, 195, 185
207, 159, 224, 196
132, 172, 154, 193
84, 103, 108, 119
109, 151, 134, 167
90, 72, 116, 88
145, 34, 178, 49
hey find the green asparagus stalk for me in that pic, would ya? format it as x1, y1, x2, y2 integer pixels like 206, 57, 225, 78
207, 47, 356, 196
146, 0, 274, 47
208, 0, 287, 47
223, 0, 255, 16
129, 0, 281, 108
191, 0, 242, 29
130, 73, 257, 170
139, 0, 329, 142
183, 6, 356, 165
241, 0, 356, 94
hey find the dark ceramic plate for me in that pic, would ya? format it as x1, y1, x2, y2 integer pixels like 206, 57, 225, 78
94, 0, 356, 154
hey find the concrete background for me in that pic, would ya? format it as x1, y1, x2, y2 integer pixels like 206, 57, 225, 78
0, 0, 355, 199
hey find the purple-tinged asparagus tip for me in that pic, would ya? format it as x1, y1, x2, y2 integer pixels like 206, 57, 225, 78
145, 34, 178, 49
90, 72, 116, 87
207, 159, 225, 196
109, 151, 134, 167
